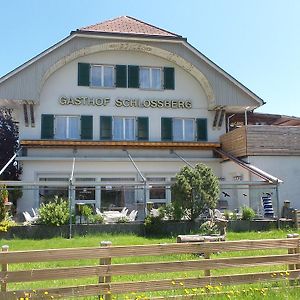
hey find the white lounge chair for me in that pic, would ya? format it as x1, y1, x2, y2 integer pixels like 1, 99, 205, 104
128, 210, 138, 222
23, 211, 39, 223
32, 208, 39, 218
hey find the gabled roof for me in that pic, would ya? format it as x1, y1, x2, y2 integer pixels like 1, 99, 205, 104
77, 16, 182, 39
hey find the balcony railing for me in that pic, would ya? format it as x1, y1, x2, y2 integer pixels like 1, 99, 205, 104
220, 125, 300, 157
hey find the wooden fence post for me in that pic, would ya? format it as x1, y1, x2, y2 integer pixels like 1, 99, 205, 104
287, 234, 299, 285
99, 241, 112, 300
203, 239, 211, 276
1, 245, 9, 292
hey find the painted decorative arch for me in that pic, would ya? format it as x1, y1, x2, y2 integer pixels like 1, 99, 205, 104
40, 42, 215, 106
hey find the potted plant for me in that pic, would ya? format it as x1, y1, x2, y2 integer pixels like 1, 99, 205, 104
0, 186, 9, 204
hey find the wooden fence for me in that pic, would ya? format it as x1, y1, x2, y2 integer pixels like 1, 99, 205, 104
0, 236, 299, 299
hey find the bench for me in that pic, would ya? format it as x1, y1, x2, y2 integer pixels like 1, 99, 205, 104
0, 235, 299, 299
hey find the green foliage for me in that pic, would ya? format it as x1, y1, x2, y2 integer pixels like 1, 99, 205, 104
116, 216, 130, 223
0, 215, 16, 232
0, 186, 7, 222
223, 210, 231, 220
88, 214, 105, 224
241, 206, 256, 220
79, 205, 93, 223
199, 220, 220, 235
172, 163, 220, 221
144, 214, 164, 235
38, 197, 70, 226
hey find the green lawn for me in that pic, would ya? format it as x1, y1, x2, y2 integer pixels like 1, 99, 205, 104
1, 229, 299, 299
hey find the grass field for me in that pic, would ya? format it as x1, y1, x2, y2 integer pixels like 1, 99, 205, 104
1, 229, 300, 299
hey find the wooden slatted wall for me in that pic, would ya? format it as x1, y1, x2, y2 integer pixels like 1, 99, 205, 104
221, 125, 300, 157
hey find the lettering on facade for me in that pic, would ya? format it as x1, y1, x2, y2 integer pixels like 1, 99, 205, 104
59, 96, 110, 106
115, 99, 192, 109
59, 96, 192, 109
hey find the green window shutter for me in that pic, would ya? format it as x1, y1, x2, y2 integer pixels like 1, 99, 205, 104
100, 116, 112, 140
41, 114, 54, 139
161, 117, 173, 141
197, 118, 208, 141
137, 117, 149, 141
81, 115, 93, 140
116, 65, 127, 88
128, 65, 139, 88
78, 63, 90, 86
163, 67, 175, 90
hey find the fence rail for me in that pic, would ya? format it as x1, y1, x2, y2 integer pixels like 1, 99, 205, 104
0, 237, 299, 299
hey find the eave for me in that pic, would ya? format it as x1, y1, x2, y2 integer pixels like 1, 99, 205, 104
20, 140, 220, 150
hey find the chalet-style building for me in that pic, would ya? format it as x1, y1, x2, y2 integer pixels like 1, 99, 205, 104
0, 16, 298, 217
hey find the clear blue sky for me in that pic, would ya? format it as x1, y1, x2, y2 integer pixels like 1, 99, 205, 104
1, 0, 299, 116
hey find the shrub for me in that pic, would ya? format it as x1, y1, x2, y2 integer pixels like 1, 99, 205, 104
0, 217, 16, 232
116, 216, 130, 223
79, 205, 93, 223
144, 214, 164, 235
223, 210, 231, 220
241, 206, 256, 220
0, 197, 5, 222
38, 197, 70, 226
199, 220, 220, 235
89, 214, 105, 224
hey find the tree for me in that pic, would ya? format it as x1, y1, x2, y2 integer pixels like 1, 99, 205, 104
0, 108, 20, 180
0, 108, 21, 210
172, 163, 220, 221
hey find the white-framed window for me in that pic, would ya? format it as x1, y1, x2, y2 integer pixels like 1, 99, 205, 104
173, 118, 195, 141
90, 65, 114, 88
140, 67, 162, 89
113, 117, 135, 140
54, 115, 80, 140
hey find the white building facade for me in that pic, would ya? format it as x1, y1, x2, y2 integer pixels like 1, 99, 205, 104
1, 16, 284, 216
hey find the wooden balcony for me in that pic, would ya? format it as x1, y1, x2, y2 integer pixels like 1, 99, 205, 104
220, 125, 300, 157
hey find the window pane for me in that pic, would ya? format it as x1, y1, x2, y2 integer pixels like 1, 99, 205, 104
184, 119, 194, 141
113, 117, 123, 140
103, 66, 114, 87
148, 177, 166, 200
91, 66, 102, 86
140, 68, 150, 89
75, 186, 95, 201
152, 68, 161, 89
55, 116, 67, 139
125, 118, 134, 140
173, 119, 183, 141
68, 117, 80, 139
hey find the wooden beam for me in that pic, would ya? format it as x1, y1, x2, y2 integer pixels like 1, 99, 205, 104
20, 140, 220, 149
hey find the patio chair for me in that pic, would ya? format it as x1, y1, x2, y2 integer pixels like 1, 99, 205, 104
128, 210, 138, 222
120, 208, 128, 217
32, 208, 39, 218
23, 211, 39, 223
